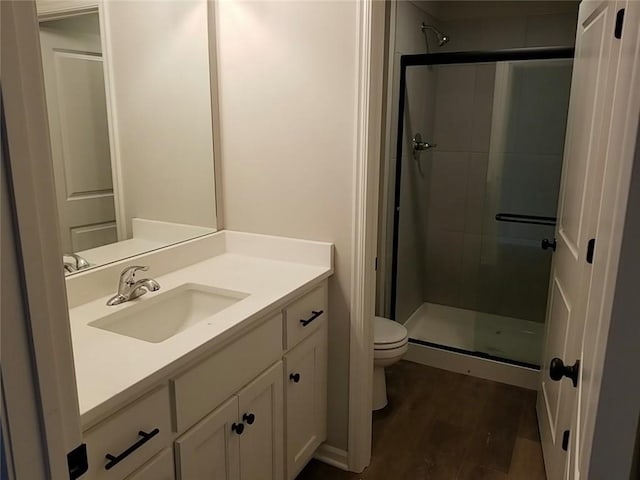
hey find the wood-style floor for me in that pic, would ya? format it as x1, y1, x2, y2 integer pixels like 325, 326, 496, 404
297, 360, 546, 480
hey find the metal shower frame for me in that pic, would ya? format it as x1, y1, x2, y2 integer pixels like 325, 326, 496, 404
389, 47, 575, 325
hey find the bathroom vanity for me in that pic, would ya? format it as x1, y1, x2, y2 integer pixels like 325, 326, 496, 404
67, 231, 333, 480
34, 2, 335, 478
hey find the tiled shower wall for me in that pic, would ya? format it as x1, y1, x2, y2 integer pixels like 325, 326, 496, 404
422, 63, 497, 314
388, 1, 579, 324
390, 2, 442, 325
423, 59, 573, 324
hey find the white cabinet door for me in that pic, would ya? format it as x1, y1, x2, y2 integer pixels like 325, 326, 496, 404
175, 397, 241, 480
126, 449, 174, 480
237, 362, 284, 480
284, 327, 327, 480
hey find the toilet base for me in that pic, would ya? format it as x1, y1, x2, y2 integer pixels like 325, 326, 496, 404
372, 365, 388, 411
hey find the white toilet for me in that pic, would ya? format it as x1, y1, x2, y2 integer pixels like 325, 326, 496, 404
373, 316, 409, 410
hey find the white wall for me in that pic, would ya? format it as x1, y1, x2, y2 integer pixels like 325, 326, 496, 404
215, 0, 358, 450
102, 0, 217, 237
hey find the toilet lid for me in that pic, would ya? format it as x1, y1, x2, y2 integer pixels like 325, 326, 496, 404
374, 316, 408, 346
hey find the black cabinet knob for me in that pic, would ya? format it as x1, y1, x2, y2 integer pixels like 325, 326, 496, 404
549, 357, 580, 387
243, 413, 255, 425
289, 373, 301, 383
542, 238, 557, 251
231, 422, 245, 435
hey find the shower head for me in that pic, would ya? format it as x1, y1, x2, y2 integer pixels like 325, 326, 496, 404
421, 23, 450, 47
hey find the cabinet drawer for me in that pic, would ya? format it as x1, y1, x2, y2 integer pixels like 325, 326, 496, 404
84, 385, 172, 480
125, 449, 174, 480
172, 313, 283, 433
284, 284, 327, 349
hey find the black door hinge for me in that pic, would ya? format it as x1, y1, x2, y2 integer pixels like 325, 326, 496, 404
562, 430, 570, 451
587, 238, 596, 264
68, 443, 88, 479
375, 257, 378, 271
615, 8, 625, 39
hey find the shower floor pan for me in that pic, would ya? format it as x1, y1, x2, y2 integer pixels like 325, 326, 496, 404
403, 302, 543, 367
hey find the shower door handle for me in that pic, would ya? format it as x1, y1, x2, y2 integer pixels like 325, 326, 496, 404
541, 238, 557, 251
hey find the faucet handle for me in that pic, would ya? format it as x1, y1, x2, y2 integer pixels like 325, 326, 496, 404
120, 265, 149, 284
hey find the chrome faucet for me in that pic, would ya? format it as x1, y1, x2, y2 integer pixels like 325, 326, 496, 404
63, 253, 90, 273
106, 265, 161, 306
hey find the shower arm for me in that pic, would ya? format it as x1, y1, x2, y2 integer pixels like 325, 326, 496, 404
420, 23, 450, 48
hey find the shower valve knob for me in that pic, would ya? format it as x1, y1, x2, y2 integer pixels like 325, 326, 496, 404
541, 238, 557, 251
412, 133, 437, 153
549, 357, 579, 387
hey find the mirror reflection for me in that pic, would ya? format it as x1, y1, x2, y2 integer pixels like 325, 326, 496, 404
37, 0, 217, 275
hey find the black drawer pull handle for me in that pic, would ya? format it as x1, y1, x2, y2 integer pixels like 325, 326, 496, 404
300, 310, 324, 327
232, 422, 245, 435
104, 428, 159, 470
243, 413, 255, 425
290, 373, 301, 383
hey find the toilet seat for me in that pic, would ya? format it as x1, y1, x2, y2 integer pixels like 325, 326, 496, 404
374, 343, 408, 360
375, 339, 409, 351
374, 316, 408, 351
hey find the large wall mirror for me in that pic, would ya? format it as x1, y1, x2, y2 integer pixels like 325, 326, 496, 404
37, 0, 218, 275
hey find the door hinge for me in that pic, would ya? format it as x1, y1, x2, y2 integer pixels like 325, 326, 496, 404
375, 257, 378, 271
562, 430, 570, 451
615, 8, 625, 39
67, 443, 88, 479
587, 238, 596, 264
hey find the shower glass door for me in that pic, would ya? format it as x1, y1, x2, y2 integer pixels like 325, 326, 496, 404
392, 50, 573, 368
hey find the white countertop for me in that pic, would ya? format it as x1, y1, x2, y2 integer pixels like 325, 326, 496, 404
69, 232, 332, 428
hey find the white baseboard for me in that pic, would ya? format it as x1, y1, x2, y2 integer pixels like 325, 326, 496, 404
314, 443, 349, 471
405, 342, 540, 390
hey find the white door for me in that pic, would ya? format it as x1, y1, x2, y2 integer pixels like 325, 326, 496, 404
538, 1, 627, 479
175, 397, 241, 480
568, 1, 640, 478
39, 11, 118, 253
237, 362, 284, 480
284, 328, 327, 480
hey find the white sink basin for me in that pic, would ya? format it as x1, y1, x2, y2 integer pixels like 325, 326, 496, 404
89, 283, 249, 343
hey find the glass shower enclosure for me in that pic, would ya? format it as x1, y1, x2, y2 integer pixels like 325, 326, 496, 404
390, 48, 574, 368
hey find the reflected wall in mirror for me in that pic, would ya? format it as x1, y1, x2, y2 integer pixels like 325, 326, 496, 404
37, 0, 218, 275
